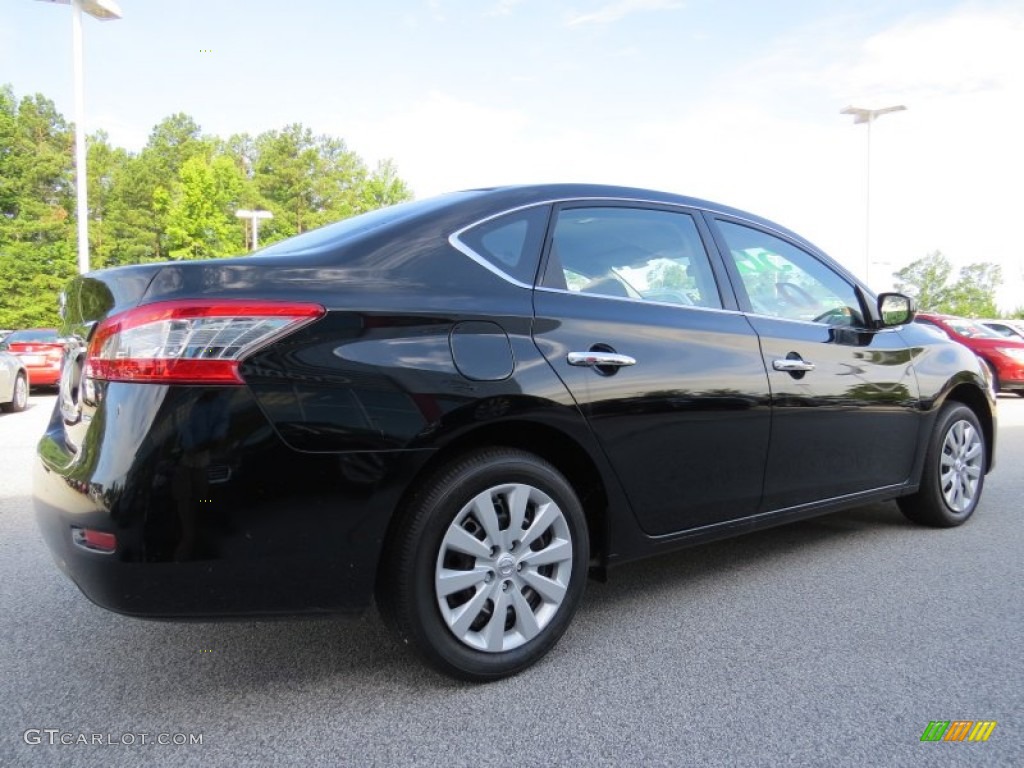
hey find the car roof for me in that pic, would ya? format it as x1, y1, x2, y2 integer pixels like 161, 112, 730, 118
461, 183, 816, 244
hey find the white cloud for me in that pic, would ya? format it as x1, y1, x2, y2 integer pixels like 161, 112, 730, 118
340, 92, 534, 197
487, 0, 525, 17
839, 8, 1024, 104
565, 0, 683, 27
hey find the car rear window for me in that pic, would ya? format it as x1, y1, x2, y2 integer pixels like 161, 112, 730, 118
252, 194, 471, 258
5, 329, 59, 343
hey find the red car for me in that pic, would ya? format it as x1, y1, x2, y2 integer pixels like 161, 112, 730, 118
0, 328, 63, 387
915, 313, 1024, 396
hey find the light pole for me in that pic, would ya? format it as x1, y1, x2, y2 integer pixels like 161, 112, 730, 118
236, 209, 274, 251
39, 0, 123, 275
841, 104, 906, 287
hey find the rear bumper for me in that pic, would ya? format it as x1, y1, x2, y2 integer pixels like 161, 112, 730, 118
989, 357, 1024, 391
33, 385, 432, 618
25, 364, 60, 385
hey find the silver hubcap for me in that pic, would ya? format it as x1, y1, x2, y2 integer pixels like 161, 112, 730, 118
940, 420, 983, 513
14, 375, 26, 408
435, 483, 573, 653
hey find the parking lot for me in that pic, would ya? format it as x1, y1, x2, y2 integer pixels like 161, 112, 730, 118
1, 393, 1021, 767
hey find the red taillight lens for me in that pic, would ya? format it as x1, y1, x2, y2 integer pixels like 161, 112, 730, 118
84, 300, 324, 384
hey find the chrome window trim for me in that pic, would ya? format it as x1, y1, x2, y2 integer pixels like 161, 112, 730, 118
533, 286, 739, 316
448, 195, 795, 290
738, 308, 893, 332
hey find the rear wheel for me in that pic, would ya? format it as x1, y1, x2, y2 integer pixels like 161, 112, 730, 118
899, 402, 986, 527
377, 448, 589, 681
1, 372, 27, 413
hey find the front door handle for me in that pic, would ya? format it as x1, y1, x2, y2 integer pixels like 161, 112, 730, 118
773, 358, 815, 372
567, 351, 636, 368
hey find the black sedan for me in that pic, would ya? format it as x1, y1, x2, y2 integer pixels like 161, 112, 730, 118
35, 184, 995, 681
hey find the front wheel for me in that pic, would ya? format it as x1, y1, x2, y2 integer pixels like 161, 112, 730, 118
377, 449, 589, 681
898, 402, 986, 527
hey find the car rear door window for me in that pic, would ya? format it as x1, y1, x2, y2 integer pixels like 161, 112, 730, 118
454, 206, 550, 286
541, 207, 722, 309
716, 221, 864, 326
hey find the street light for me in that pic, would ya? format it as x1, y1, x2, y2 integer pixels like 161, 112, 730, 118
841, 104, 906, 287
39, 0, 123, 275
236, 209, 274, 251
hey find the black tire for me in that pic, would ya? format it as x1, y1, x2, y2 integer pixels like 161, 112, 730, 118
0, 372, 27, 413
377, 448, 589, 681
898, 402, 986, 527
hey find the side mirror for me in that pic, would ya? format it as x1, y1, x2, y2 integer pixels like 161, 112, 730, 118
877, 292, 916, 327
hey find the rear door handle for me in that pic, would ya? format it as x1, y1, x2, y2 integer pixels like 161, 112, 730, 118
568, 351, 636, 368
773, 358, 815, 372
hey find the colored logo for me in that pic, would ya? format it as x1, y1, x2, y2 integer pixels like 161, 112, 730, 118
920, 721, 996, 742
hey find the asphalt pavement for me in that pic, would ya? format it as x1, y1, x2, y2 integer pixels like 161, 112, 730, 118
1, 393, 1021, 767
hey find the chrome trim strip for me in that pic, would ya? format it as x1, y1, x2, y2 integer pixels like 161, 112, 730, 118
648, 483, 908, 542
447, 233, 534, 290
567, 351, 637, 368
534, 286, 742, 316
448, 195, 782, 291
447, 194, 872, 320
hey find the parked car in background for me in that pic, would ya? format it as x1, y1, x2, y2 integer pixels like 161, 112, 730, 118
0, 349, 29, 413
915, 312, 1024, 396
978, 318, 1024, 342
0, 329, 13, 342
35, 184, 996, 681
0, 328, 63, 388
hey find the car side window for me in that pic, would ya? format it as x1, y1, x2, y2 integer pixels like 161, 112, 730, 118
716, 220, 863, 326
456, 206, 550, 285
542, 207, 722, 309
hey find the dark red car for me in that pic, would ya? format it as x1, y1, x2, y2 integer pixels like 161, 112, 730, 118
915, 313, 1024, 396
0, 328, 63, 387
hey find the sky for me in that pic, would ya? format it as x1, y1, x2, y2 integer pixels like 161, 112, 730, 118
2, 0, 1023, 307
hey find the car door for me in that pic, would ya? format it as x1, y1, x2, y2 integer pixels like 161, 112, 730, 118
0, 353, 11, 399
708, 215, 921, 512
532, 203, 771, 536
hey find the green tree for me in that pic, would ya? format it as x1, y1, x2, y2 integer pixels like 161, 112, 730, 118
892, 251, 953, 311
86, 130, 132, 268
253, 124, 372, 241
0, 84, 415, 325
945, 262, 1001, 318
0, 87, 75, 327
165, 155, 244, 259
361, 159, 413, 211
893, 252, 1001, 317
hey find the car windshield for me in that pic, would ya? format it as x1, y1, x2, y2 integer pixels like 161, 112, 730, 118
945, 319, 1001, 339
5, 329, 59, 343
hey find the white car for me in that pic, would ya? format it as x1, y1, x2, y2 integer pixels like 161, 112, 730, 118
0, 350, 28, 413
979, 319, 1024, 341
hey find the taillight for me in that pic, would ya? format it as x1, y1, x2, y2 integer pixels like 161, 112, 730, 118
84, 300, 324, 384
